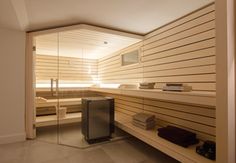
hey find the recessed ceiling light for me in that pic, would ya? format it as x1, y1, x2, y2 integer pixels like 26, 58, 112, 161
104, 41, 108, 44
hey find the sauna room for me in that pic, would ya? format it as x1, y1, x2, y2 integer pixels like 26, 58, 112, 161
23, 1, 232, 163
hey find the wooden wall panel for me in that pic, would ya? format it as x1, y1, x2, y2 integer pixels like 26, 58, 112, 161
35, 54, 98, 83
142, 4, 215, 91
95, 91, 216, 141
98, 3, 215, 92
95, 3, 216, 141
98, 42, 143, 84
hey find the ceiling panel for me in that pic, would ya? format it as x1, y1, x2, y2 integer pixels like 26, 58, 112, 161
36, 28, 142, 59
1, 0, 214, 34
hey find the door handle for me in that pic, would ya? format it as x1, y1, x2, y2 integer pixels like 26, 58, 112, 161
55, 78, 59, 97
50, 78, 59, 97
50, 78, 54, 96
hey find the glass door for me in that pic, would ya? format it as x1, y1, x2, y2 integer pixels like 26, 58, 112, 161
57, 30, 99, 148
34, 32, 60, 144
34, 29, 100, 148
34, 27, 133, 148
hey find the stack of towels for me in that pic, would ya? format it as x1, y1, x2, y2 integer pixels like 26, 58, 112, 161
132, 113, 155, 130
157, 125, 199, 147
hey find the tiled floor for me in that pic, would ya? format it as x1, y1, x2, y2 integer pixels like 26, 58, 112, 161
36, 123, 129, 148
0, 137, 179, 163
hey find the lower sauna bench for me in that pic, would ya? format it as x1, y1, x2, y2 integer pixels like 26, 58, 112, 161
35, 98, 82, 127
114, 111, 215, 163
36, 112, 82, 127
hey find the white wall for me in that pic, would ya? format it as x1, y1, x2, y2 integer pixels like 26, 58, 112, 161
0, 27, 26, 144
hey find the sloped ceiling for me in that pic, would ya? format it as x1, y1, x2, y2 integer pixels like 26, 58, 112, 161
35, 27, 143, 59
0, 0, 214, 34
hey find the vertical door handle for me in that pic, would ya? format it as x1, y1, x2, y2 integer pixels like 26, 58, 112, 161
50, 78, 54, 96
50, 78, 59, 97
55, 79, 59, 97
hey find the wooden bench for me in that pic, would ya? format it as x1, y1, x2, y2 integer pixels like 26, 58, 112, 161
35, 98, 82, 127
114, 111, 215, 163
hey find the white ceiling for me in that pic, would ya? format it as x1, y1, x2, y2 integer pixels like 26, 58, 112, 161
0, 0, 213, 34
35, 26, 142, 59
0, 0, 21, 30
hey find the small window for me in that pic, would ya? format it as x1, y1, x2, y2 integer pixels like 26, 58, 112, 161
121, 49, 139, 66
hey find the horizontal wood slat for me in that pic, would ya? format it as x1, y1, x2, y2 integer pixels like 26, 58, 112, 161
143, 74, 215, 83
143, 29, 215, 56
143, 65, 215, 78
98, 3, 215, 92
96, 92, 215, 141
143, 20, 215, 51
36, 54, 98, 82
143, 56, 215, 72
98, 42, 143, 84
144, 12, 215, 45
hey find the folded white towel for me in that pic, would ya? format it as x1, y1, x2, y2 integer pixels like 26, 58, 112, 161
133, 113, 155, 123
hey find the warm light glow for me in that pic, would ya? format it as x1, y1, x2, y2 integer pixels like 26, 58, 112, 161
36, 83, 51, 88
36, 83, 93, 88
58, 83, 93, 88
91, 75, 100, 84
100, 84, 120, 88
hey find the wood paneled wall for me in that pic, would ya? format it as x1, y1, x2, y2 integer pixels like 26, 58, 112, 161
35, 3, 216, 141
98, 42, 144, 84
36, 54, 98, 83
98, 3, 215, 92
96, 92, 215, 141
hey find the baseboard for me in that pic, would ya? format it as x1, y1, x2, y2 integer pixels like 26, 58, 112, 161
0, 132, 26, 145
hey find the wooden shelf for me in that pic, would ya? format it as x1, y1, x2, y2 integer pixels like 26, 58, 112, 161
114, 112, 215, 163
90, 87, 216, 107
36, 112, 81, 127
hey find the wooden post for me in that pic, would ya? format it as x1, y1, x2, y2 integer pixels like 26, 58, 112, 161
216, 0, 235, 163
25, 33, 36, 139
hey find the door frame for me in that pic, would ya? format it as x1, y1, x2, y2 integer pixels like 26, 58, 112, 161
215, 0, 235, 162
25, 33, 36, 139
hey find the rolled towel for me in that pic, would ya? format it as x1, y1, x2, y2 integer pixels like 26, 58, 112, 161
133, 113, 155, 123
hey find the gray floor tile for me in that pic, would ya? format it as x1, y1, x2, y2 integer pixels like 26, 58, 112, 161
68, 148, 114, 163
0, 133, 179, 163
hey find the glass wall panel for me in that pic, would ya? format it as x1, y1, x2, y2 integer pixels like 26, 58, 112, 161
34, 33, 59, 144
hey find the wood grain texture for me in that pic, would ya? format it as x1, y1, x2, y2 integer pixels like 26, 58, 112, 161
35, 54, 98, 83
96, 91, 215, 141
98, 4, 215, 92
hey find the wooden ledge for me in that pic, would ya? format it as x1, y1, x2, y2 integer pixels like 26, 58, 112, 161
90, 87, 216, 107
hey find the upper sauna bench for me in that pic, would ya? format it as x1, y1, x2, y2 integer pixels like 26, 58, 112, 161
89, 87, 216, 107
